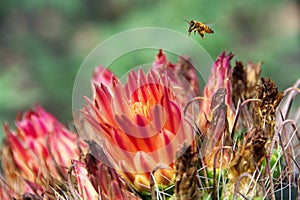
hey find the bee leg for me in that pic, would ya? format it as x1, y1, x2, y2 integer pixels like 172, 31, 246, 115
198, 30, 205, 39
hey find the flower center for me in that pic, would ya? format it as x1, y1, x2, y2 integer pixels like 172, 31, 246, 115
131, 101, 151, 118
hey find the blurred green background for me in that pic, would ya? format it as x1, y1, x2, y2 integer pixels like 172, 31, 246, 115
0, 0, 299, 139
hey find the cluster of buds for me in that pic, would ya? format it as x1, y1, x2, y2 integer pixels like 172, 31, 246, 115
1, 105, 87, 199
0, 49, 299, 200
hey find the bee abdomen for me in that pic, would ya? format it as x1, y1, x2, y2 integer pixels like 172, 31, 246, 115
205, 27, 214, 33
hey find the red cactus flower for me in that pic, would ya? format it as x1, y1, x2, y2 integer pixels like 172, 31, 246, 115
1, 105, 87, 197
82, 51, 197, 192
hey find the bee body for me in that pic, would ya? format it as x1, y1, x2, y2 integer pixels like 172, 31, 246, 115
187, 20, 214, 39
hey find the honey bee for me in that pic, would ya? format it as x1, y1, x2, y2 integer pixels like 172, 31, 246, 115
186, 20, 214, 39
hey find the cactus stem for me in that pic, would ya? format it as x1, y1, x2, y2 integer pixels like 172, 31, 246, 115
212, 146, 232, 200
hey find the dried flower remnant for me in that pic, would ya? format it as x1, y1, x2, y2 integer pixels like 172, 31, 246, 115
227, 128, 266, 198
254, 77, 284, 137
175, 56, 200, 97
172, 144, 200, 200
231, 61, 262, 107
231, 61, 247, 106
227, 77, 284, 198
231, 61, 262, 133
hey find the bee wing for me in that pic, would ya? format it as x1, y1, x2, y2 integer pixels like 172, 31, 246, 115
203, 23, 214, 27
203, 18, 219, 27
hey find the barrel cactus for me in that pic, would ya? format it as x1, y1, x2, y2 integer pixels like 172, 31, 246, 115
0, 50, 299, 200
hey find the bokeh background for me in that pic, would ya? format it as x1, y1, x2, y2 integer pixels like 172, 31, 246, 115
0, 0, 299, 140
